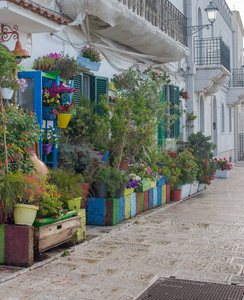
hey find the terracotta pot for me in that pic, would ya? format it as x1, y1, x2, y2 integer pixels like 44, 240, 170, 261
170, 189, 181, 201
81, 183, 91, 198
28, 144, 49, 176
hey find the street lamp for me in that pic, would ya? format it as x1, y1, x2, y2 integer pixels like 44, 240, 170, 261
187, 1, 218, 36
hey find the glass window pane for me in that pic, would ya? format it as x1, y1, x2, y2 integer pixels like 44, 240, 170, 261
18, 78, 34, 112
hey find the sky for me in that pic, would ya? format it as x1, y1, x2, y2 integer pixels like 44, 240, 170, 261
226, 0, 244, 24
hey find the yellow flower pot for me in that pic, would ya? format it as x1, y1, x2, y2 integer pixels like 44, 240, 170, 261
14, 203, 39, 226
151, 181, 156, 188
57, 113, 72, 128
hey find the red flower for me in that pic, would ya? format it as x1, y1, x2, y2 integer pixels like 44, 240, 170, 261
187, 165, 190, 169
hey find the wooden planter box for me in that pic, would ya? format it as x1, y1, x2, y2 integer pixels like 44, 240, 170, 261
135, 178, 151, 192
34, 215, 81, 253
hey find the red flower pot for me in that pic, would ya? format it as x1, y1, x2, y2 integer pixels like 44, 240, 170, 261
81, 183, 91, 199
170, 189, 181, 201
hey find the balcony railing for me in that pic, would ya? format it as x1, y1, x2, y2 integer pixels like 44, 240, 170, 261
229, 69, 244, 88
117, 0, 187, 47
194, 37, 230, 71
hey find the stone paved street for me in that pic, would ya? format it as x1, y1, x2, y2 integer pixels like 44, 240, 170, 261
1, 162, 244, 299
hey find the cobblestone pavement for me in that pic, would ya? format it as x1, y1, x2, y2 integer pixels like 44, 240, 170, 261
1, 162, 244, 299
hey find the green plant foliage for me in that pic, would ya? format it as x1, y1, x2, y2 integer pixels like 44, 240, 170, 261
177, 131, 216, 160
93, 165, 129, 198
48, 168, 83, 208
196, 158, 217, 185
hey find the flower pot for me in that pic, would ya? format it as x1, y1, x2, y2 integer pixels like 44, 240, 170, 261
189, 180, 199, 195
1, 88, 14, 100
170, 189, 181, 201
57, 113, 72, 128
135, 178, 151, 192
42, 143, 52, 155
215, 169, 229, 178
42, 107, 57, 120
60, 93, 72, 104
115, 183, 126, 199
67, 197, 82, 211
156, 176, 167, 186
77, 57, 101, 71
81, 183, 91, 198
91, 182, 108, 198
151, 181, 157, 188
180, 183, 191, 199
198, 183, 205, 192
14, 203, 39, 226
27, 144, 49, 176
123, 187, 134, 196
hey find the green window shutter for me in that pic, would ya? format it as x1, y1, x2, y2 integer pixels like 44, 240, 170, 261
164, 85, 169, 139
170, 85, 180, 138
94, 76, 108, 115
158, 88, 165, 147
73, 74, 83, 105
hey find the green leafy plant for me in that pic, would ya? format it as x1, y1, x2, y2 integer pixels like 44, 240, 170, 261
0, 105, 41, 173
92, 165, 129, 198
197, 158, 217, 185
48, 168, 83, 208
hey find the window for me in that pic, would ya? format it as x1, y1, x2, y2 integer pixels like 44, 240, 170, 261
221, 103, 225, 133
229, 106, 232, 132
73, 73, 108, 114
163, 85, 180, 139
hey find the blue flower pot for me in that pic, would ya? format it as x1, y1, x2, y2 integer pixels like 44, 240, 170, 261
42, 107, 57, 120
77, 57, 101, 71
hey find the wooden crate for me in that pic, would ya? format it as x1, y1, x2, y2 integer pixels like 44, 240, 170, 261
34, 216, 81, 253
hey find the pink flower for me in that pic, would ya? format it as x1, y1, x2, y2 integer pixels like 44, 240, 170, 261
141, 163, 145, 167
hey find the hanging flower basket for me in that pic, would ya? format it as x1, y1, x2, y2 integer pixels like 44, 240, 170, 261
77, 57, 101, 71
42, 107, 57, 120
42, 143, 52, 155
57, 113, 72, 128
2, 87, 14, 100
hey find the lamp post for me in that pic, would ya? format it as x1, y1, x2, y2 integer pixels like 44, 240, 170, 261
187, 1, 218, 36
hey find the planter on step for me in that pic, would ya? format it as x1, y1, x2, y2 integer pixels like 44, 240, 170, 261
135, 178, 151, 192
198, 183, 206, 192
34, 215, 81, 253
215, 169, 229, 178
156, 176, 167, 186
170, 189, 181, 201
189, 180, 199, 195
68, 197, 82, 211
33, 210, 76, 228
180, 183, 191, 199
123, 187, 134, 196
42, 107, 57, 120
14, 204, 39, 226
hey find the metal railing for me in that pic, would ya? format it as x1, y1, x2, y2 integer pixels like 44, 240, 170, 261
117, 0, 187, 47
229, 69, 244, 87
194, 37, 230, 71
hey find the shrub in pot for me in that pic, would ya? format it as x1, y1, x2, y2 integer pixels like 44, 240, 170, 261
48, 168, 83, 209
91, 165, 129, 198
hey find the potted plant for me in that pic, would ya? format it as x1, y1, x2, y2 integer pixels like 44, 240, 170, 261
196, 158, 217, 190
78, 45, 103, 71
214, 157, 233, 178
41, 126, 58, 155
48, 168, 83, 211
91, 165, 129, 198
34, 52, 81, 81
0, 76, 27, 99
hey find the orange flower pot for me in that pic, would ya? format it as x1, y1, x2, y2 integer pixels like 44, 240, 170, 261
170, 189, 181, 201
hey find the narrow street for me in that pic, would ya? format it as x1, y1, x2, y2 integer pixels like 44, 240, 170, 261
1, 162, 244, 300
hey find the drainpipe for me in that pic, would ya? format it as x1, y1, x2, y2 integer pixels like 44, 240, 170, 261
186, 0, 196, 138
234, 105, 237, 162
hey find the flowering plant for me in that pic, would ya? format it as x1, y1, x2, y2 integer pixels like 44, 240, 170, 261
41, 126, 58, 145
126, 173, 141, 189
0, 76, 27, 91
128, 163, 154, 180
180, 88, 190, 101
81, 45, 103, 62
58, 103, 73, 114
33, 52, 81, 80
197, 158, 217, 185
214, 158, 233, 171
